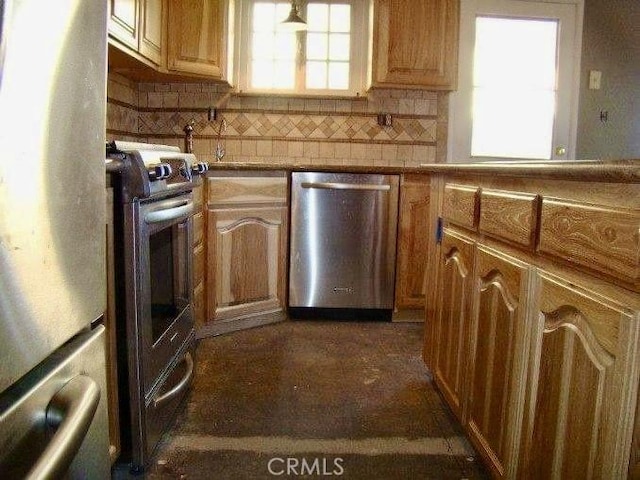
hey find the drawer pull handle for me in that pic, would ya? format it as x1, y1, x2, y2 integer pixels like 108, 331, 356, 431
153, 352, 194, 408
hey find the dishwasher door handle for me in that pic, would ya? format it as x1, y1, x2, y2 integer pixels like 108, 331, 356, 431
300, 182, 391, 192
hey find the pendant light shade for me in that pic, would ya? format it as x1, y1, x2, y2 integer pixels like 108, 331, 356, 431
281, 1, 307, 31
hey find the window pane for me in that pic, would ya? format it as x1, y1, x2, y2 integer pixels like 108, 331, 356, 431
329, 34, 349, 61
471, 16, 558, 159
307, 61, 328, 89
274, 61, 295, 89
252, 60, 274, 88
471, 87, 555, 159
307, 3, 329, 31
274, 32, 296, 60
474, 17, 558, 89
254, 3, 276, 32
330, 4, 350, 32
328, 62, 349, 89
253, 33, 275, 59
307, 33, 328, 60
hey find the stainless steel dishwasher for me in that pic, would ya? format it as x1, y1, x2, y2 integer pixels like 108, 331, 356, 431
289, 172, 399, 319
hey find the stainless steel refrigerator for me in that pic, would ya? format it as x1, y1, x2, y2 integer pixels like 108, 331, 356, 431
0, 0, 110, 477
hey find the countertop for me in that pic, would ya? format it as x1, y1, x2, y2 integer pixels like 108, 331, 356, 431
205, 159, 640, 183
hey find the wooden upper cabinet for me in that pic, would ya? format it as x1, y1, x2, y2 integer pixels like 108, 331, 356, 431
167, 0, 226, 78
520, 272, 640, 479
434, 228, 475, 421
139, 0, 165, 65
467, 245, 531, 480
109, 0, 165, 66
371, 0, 459, 89
109, 0, 139, 50
395, 175, 430, 310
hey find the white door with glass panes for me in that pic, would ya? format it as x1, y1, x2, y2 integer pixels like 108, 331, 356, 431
449, 0, 583, 162
235, 0, 368, 96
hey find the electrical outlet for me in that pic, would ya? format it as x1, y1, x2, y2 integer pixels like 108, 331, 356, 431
377, 113, 393, 127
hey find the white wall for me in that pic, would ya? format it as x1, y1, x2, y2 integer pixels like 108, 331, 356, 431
576, 0, 640, 159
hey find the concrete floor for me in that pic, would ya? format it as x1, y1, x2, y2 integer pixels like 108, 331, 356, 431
145, 321, 488, 479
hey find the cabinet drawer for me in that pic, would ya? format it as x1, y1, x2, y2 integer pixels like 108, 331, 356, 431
192, 211, 204, 246
207, 176, 287, 206
443, 184, 479, 229
479, 189, 538, 247
193, 243, 205, 286
539, 199, 640, 283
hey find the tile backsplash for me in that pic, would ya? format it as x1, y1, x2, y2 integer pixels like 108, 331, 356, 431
106, 73, 448, 166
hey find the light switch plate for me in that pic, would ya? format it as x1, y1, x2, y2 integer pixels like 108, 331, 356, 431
589, 70, 602, 90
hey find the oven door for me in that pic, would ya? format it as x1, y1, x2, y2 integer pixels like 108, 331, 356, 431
138, 193, 195, 395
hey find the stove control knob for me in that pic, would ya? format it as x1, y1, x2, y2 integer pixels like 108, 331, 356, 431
148, 163, 172, 181
191, 162, 209, 175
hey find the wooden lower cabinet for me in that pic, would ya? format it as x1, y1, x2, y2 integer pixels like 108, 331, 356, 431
192, 186, 206, 329
395, 174, 430, 311
519, 271, 640, 479
466, 245, 532, 479
426, 173, 640, 478
207, 206, 288, 323
433, 228, 475, 421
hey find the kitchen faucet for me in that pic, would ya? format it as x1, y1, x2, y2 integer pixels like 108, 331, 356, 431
214, 118, 227, 162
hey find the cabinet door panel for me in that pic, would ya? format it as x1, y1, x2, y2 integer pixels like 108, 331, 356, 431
139, 0, 164, 65
167, 0, 224, 77
207, 206, 287, 321
521, 272, 640, 479
434, 229, 474, 420
372, 0, 458, 89
467, 246, 531, 479
395, 175, 430, 309
109, 0, 139, 49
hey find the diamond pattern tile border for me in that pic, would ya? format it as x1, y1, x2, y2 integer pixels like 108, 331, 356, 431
138, 110, 436, 144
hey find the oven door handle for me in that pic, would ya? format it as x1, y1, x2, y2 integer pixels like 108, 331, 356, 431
153, 352, 194, 408
145, 200, 194, 224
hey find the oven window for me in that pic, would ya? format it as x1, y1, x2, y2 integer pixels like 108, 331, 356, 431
149, 222, 188, 343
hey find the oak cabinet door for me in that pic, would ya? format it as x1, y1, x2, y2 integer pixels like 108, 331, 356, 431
207, 206, 288, 322
433, 228, 475, 421
139, 0, 165, 66
520, 272, 640, 479
109, 0, 165, 66
395, 175, 430, 310
371, 0, 459, 89
167, 0, 225, 77
109, 0, 139, 50
467, 245, 532, 479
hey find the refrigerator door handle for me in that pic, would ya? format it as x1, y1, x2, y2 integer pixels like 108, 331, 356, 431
26, 375, 101, 480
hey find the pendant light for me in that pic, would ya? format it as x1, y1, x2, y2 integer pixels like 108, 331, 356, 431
281, 1, 307, 31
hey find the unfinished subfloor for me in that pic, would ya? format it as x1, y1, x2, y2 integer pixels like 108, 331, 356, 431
145, 321, 488, 479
